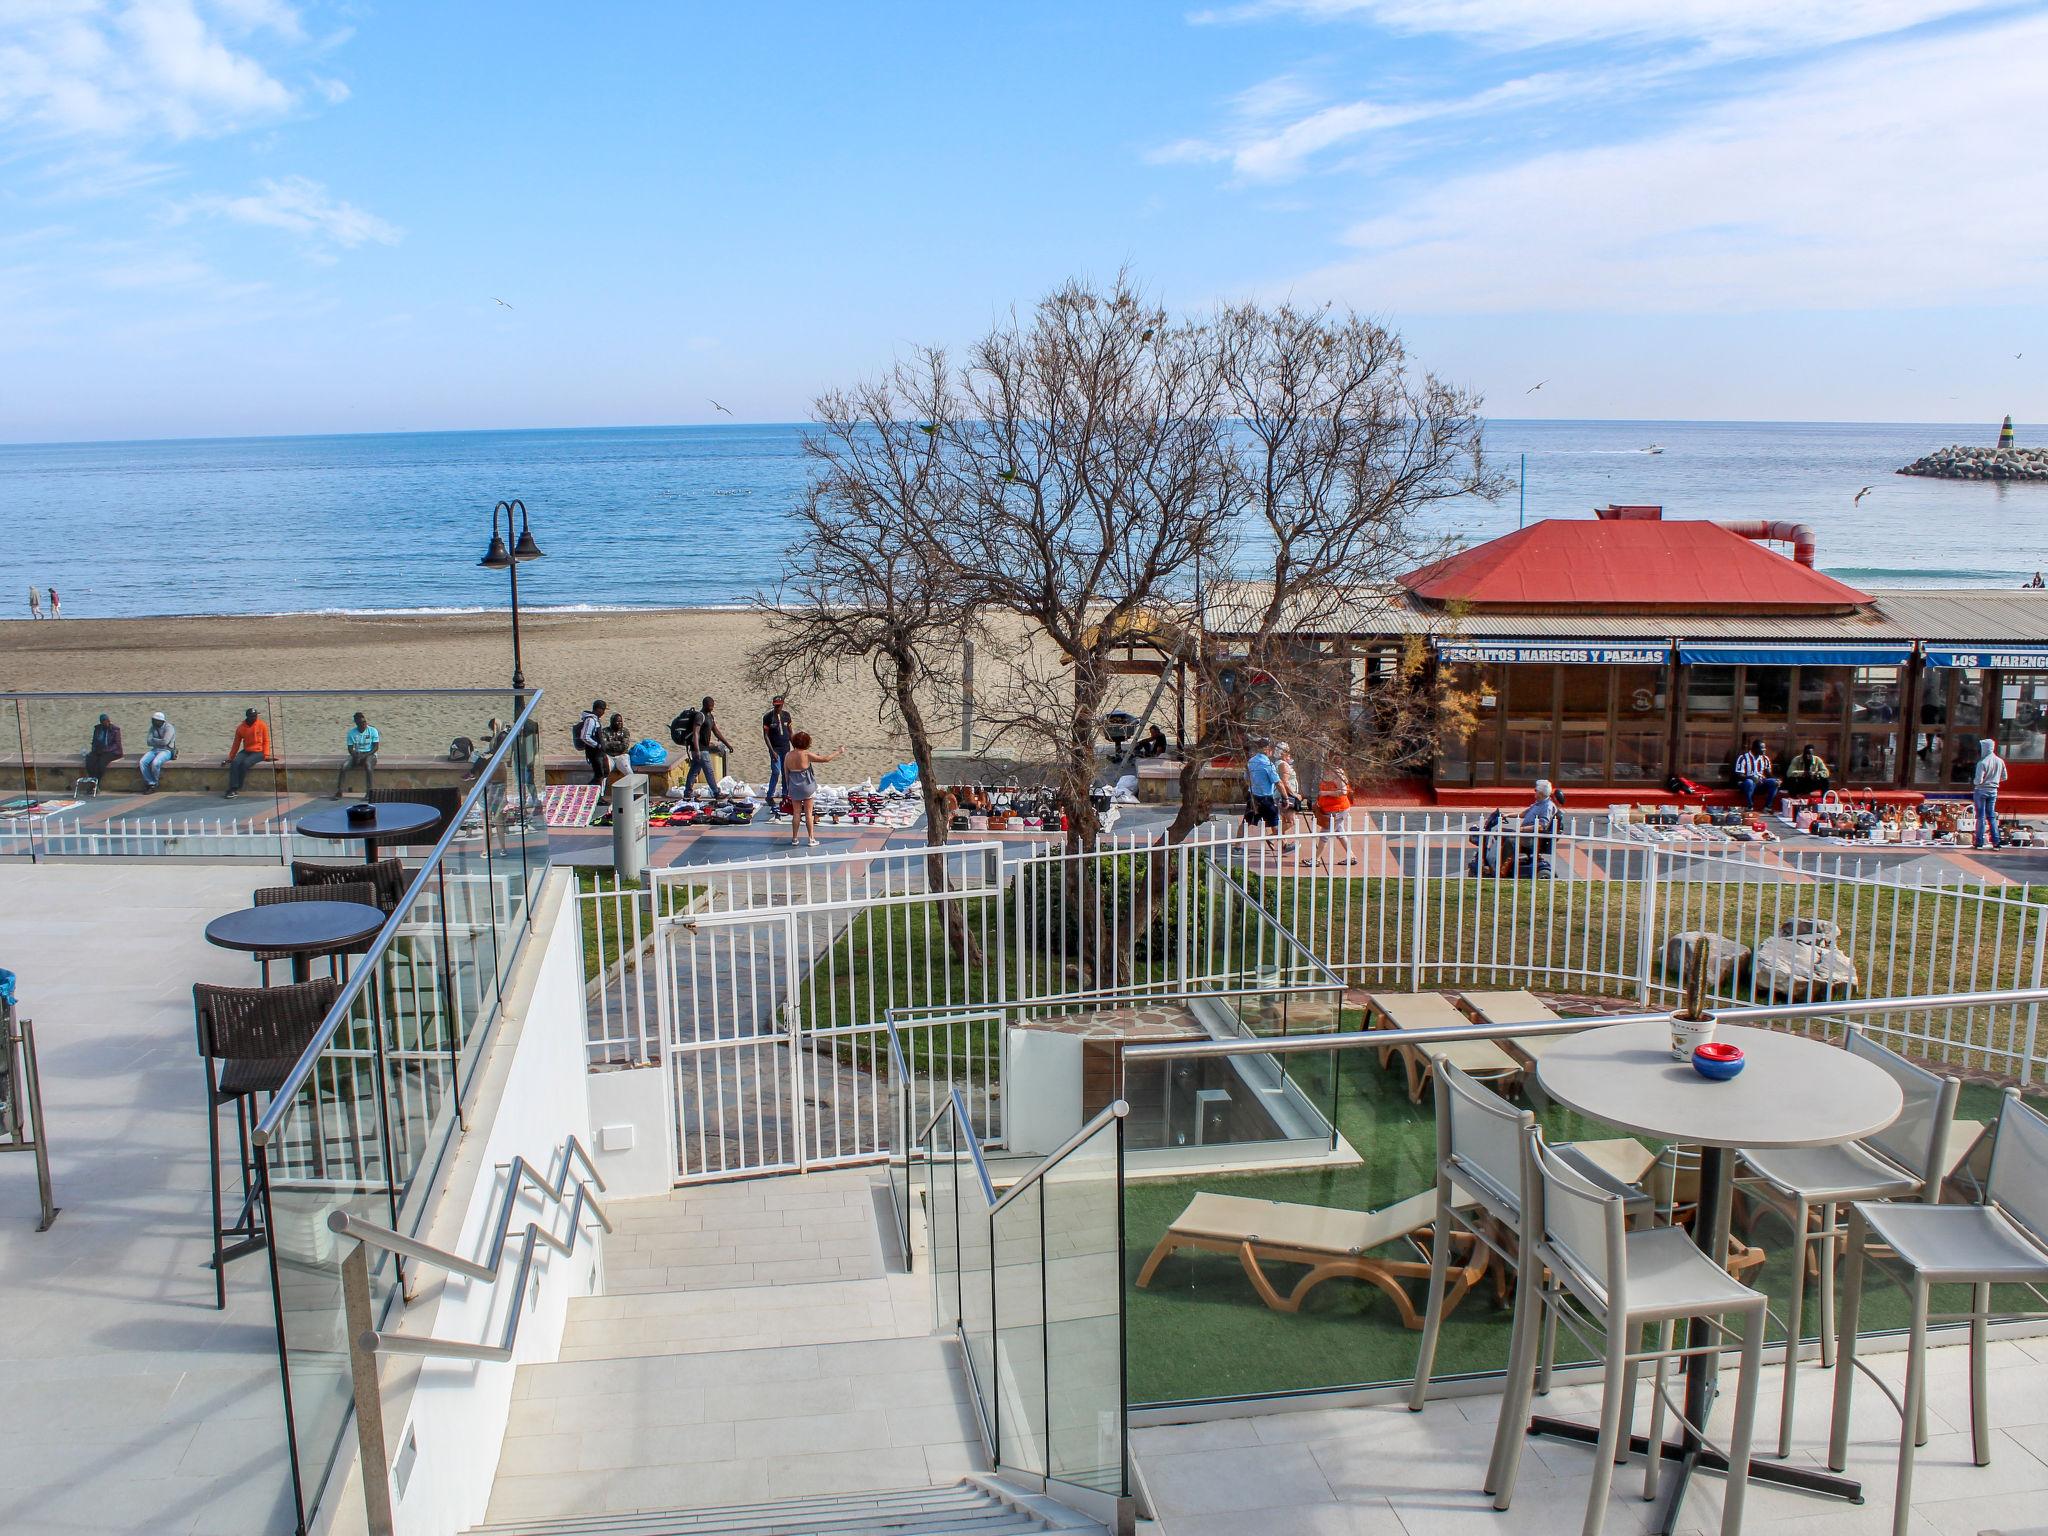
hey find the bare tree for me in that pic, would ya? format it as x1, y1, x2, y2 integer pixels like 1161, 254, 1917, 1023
936, 274, 1237, 850
749, 350, 972, 851
1157, 301, 1503, 841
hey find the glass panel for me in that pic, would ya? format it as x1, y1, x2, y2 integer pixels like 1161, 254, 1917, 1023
1465, 667, 1500, 784
1999, 674, 2048, 763
929, 1112, 959, 1334
1914, 671, 1952, 786
1845, 729, 1899, 784
1680, 728, 1735, 784
1745, 666, 1791, 724
1502, 726, 1550, 782
1504, 667, 1555, 715
1557, 666, 1609, 718
959, 1147, 997, 1431
992, 1181, 1048, 1476
1852, 667, 1902, 725
1044, 1118, 1124, 1493
1797, 666, 1849, 722
1685, 664, 1737, 716
1612, 728, 1664, 782
1555, 724, 1607, 782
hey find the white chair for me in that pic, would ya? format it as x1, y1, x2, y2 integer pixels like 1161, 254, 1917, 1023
1737, 1028, 1962, 1456
1490, 1128, 1770, 1536
1410, 1063, 1654, 1459
1827, 1090, 2048, 1536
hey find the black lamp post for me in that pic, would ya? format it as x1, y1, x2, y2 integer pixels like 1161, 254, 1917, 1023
479, 499, 544, 690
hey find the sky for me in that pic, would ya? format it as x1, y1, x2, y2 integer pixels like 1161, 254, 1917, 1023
0, 0, 2043, 443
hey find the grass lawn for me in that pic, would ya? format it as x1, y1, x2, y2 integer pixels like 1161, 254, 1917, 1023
1121, 1037, 2044, 1407
575, 869, 697, 981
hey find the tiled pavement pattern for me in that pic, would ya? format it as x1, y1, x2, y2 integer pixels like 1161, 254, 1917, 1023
485, 1169, 988, 1524
1133, 1329, 2048, 1536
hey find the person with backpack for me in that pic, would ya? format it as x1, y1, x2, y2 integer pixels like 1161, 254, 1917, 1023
575, 700, 607, 783
676, 695, 733, 799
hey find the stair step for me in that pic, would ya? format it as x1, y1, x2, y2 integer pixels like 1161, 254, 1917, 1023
464, 1481, 1036, 1536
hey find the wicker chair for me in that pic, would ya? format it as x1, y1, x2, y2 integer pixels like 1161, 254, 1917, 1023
368, 786, 463, 848
194, 978, 337, 1308
291, 856, 409, 913
251, 882, 378, 983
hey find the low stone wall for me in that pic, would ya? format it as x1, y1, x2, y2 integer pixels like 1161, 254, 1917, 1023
2, 753, 476, 796
1897, 445, 2048, 481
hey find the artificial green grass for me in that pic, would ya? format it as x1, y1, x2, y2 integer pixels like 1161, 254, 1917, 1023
1120, 1046, 2045, 1407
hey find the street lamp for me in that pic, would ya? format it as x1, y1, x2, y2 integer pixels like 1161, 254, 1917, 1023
479, 499, 544, 690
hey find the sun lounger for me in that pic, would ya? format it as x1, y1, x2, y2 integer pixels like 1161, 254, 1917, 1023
1364, 991, 1522, 1104
1457, 989, 1579, 1067
1134, 1186, 1488, 1324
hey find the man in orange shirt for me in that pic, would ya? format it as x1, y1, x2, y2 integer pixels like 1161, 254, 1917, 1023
223, 708, 271, 798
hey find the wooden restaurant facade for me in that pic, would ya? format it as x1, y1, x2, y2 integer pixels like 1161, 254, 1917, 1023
1211, 507, 2048, 800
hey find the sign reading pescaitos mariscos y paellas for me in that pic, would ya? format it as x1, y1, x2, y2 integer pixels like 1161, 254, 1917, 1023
1435, 643, 1671, 665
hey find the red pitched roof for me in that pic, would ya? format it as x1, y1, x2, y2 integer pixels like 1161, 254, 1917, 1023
1400, 519, 1869, 612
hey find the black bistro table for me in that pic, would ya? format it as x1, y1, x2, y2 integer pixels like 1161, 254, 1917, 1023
205, 900, 386, 984
1530, 1020, 1904, 1532
297, 801, 441, 863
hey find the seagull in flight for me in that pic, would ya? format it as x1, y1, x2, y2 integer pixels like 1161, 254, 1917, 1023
1526, 380, 1547, 394
709, 399, 732, 416
491, 297, 513, 309
1854, 485, 1874, 506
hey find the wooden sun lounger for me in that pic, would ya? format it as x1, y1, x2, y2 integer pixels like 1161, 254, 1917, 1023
1134, 1186, 1489, 1325
1365, 991, 1523, 1104
1458, 989, 1573, 1066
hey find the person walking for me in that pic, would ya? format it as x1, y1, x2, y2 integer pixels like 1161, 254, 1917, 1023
1276, 741, 1310, 839
762, 694, 794, 804
139, 711, 177, 791
82, 713, 124, 784
575, 700, 607, 784
222, 707, 271, 799
47, 587, 59, 619
1245, 738, 1281, 842
1974, 735, 2009, 849
782, 731, 843, 847
332, 711, 380, 797
1307, 761, 1355, 868
682, 696, 733, 800
26, 586, 40, 620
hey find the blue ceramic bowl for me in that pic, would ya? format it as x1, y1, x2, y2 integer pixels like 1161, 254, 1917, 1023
1692, 1042, 1746, 1081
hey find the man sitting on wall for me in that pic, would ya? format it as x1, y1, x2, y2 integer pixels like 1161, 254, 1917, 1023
1782, 743, 1830, 801
1734, 739, 1780, 811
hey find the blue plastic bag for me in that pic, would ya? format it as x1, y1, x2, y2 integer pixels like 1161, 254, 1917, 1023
628, 739, 670, 768
877, 762, 919, 793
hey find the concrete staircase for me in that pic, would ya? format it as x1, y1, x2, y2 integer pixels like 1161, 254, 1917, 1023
462, 1479, 1096, 1536
479, 1170, 1108, 1536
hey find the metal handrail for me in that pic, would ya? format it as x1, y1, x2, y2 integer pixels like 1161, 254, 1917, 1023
332, 1136, 611, 1362
1199, 846, 1347, 992
253, 687, 545, 1145
1121, 985, 2048, 1064
1, 686, 536, 701
921, 1090, 998, 1206
990, 1099, 1129, 1218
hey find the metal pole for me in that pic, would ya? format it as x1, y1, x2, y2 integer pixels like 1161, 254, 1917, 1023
508, 539, 524, 692
1519, 452, 1527, 528
342, 1242, 398, 1536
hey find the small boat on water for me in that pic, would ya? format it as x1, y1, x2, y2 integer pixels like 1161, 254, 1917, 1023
1643, 444, 1665, 454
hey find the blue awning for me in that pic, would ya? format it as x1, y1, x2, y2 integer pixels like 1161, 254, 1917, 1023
1435, 640, 1671, 665
1925, 646, 2048, 669
1676, 642, 1912, 667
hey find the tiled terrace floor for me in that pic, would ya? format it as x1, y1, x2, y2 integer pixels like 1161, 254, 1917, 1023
1134, 1330, 2048, 1536
0, 862, 292, 1536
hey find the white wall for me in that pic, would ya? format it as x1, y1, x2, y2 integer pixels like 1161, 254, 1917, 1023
1007, 1027, 1083, 1157
586, 1063, 677, 1200
373, 874, 599, 1536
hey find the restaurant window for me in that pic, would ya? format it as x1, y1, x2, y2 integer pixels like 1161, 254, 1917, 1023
1949, 670, 1987, 783
1502, 665, 1556, 782
1844, 730, 1898, 783
1796, 667, 1849, 723
1611, 664, 1667, 783
1555, 666, 1611, 782
1851, 667, 1902, 724
1681, 729, 1735, 784
1748, 666, 1792, 724
1998, 673, 2048, 763
1437, 664, 1496, 785
1685, 665, 1737, 716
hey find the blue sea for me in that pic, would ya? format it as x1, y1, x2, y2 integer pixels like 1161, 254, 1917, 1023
0, 420, 2042, 619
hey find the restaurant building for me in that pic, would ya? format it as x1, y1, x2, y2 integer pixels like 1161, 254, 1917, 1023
1209, 506, 2048, 802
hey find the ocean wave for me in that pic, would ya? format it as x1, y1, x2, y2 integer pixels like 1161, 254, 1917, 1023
1824, 566, 2016, 581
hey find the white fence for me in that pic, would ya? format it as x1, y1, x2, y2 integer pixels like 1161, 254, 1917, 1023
576, 824, 2048, 1186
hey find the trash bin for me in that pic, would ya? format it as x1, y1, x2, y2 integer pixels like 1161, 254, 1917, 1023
611, 773, 649, 883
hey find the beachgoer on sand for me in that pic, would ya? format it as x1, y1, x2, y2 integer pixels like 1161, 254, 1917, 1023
48, 587, 59, 618
27, 586, 41, 620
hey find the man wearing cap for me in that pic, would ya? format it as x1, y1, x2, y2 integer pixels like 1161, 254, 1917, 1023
139, 711, 177, 791
763, 694, 794, 804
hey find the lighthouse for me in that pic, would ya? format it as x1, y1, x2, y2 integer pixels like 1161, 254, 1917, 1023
2000, 414, 2016, 448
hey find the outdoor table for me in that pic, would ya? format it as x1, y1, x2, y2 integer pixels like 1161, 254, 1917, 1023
297, 801, 441, 863
1532, 1019, 1904, 1533
205, 900, 385, 984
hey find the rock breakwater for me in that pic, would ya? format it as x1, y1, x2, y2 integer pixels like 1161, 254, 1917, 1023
1897, 445, 2048, 481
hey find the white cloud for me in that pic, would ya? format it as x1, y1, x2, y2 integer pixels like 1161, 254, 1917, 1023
1191, 0, 2005, 53
193, 174, 401, 249
0, 1, 298, 143
1287, 11, 2048, 312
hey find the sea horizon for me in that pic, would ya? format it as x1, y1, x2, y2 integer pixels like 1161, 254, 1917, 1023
4, 418, 2045, 621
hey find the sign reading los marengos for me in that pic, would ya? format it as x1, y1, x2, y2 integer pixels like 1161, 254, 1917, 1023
1435, 643, 1672, 665
1924, 649, 2048, 670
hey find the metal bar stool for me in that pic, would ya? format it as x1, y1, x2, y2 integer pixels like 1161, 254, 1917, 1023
1827, 1089, 2048, 1536
1491, 1127, 1771, 1536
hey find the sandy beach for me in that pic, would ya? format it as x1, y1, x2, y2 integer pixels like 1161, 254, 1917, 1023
0, 608, 967, 784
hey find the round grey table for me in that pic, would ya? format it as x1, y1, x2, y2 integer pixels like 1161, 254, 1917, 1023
297, 801, 441, 863
1531, 1020, 1904, 1531
205, 899, 385, 983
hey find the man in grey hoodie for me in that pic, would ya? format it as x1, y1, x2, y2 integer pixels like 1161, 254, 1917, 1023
1973, 736, 2008, 849
139, 711, 177, 790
